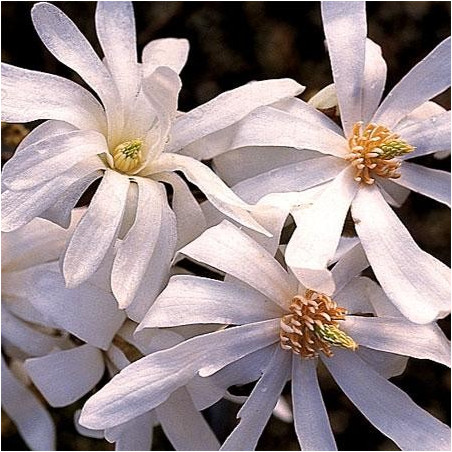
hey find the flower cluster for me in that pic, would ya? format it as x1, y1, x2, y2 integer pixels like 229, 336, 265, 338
1, 1, 450, 451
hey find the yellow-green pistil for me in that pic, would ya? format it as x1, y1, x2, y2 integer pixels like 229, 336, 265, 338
111, 139, 143, 173
280, 290, 357, 358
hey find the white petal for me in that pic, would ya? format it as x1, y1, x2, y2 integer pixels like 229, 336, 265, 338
228, 156, 347, 204
74, 410, 106, 440
343, 316, 450, 367
151, 153, 271, 236
142, 37, 189, 76
1, 157, 105, 232
157, 172, 207, 249
1, 357, 56, 451
357, 347, 408, 379
376, 177, 410, 208
333, 277, 375, 315
361, 39, 387, 124
286, 167, 358, 294
26, 264, 125, 350
396, 162, 450, 207
292, 357, 337, 451
180, 221, 297, 309
63, 169, 130, 287
397, 110, 451, 159
374, 37, 451, 128
25, 344, 105, 407
95, 1, 139, 106
31, 2, 123, 140
79, 319, 280, 429
125, 198, 177, 322
351, 185, 451, 323
140, 275, 283, 329
1, 63, 106, 131
213, 147, 320, 187
321, 1, 367, 136
324, 349, 451, 451
3, 129, 108, 190
168, 78, 304, 153
112, 412, 154, 451
156, 387, 220, 451
220, 347, 291, 451
111, 178, 165, 308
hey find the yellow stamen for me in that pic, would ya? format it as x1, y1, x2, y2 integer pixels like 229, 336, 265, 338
111, 139, 143, 173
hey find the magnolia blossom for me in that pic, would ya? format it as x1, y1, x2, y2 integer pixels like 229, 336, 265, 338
79, 222, 451, 450
190, 1, 451, 324
1, 1, 303, 318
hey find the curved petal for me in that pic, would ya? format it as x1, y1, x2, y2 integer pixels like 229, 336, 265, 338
79, 319, 280, 430
351, 185, 451, 323
358, 347, 408, 379
1, 63, 106, 131
220, 347, 291, 451
376, 177, 411, 208
142, 38, 190, 76
395, 162, 450, 207
110, 411, 154, 451
150, 153, 271, 236
2, 129, 108, 190
374, 37, 451, 128
342, 316, 450, 367
333, 277, 375, 315
1, 357, 56, 451
324, 349, 451, 451
25, 345, 105, 407
286, 167, 358, 294
167, 78, 304, 154
292, 357, 337, 451
63, 169, 130, 287
95, 1, 139, 105
111, 178, 165, 308
139, 275, 283, 329
156, 387, 220, 451
180, 221, 297, 309
321, 1, 367, 136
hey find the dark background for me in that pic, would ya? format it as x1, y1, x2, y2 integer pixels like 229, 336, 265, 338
2, 1, 450, 450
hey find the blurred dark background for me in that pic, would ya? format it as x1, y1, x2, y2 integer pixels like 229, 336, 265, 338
2, 1, 450, 450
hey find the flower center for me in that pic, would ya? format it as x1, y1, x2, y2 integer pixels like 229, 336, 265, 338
111, 139, 143, 173
345, 122, 414, 185
279, 290, 357, 359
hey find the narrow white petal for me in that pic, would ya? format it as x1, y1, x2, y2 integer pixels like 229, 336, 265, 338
361, 39, 387, 124
321, 1, 367, 135
74, 410, 106, 440
111, 178, 165, 308
376, 178, 410, 208
151, 153, 271, 236
140, 275, 282, 329
397, 111, 450, 159
374, 37, 451, 128
112, 412, 154, 451
25, 345, 105, 407
396, 162, 450, 207
343, 316, 450, 367
286, 167, 358, 294
156, 387, 220, 451
142, 37, 189, 76
3, 130, 108, 190
357, 347, 408, 379
1, 157, 105, 232
1, 63, 106, 131
220, 347, 291, 451
333, 277, 375, 315
63, 169, 129, 287
79, 319, 280, 429
351, 185, 451, 323
180, 221, 297, 309
324, 349, 451, 451
168, 78, 304, 153
2, 357, 56, 451
292, 357, 337, 451
157, 172, 207, 249
95, 1, 140, 105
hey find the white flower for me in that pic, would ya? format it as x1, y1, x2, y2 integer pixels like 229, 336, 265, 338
1, 1, 303, 316
194, 1, 451, 324
79, 221, 451, 451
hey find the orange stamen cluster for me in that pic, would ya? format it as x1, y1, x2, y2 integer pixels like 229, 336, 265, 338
280, 289, 356, 359
345, 122, 414, 185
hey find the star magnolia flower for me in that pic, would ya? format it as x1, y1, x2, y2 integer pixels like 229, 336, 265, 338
1, 1, 303, 316
189, 1, 451, 324
79, 222, 451, 451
